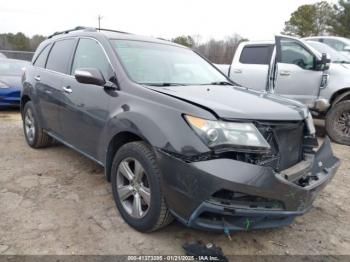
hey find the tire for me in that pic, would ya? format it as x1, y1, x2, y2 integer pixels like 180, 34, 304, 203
325, 100, 350, 146
22, 101, 53, 148
111, 141, 173, 232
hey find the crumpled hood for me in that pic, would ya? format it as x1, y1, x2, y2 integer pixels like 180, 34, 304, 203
146, 85, 308, 121
0, 75, 22, 90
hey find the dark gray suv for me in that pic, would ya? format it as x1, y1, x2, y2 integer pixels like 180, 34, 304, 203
21, 27, 340, 232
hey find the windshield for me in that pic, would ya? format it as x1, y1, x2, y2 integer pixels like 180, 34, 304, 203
110, 40, 228, 86
307, 41, 350, 64
0, 59, 28, 76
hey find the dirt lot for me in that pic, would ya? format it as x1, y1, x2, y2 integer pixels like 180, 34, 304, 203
0, 109, 349, 256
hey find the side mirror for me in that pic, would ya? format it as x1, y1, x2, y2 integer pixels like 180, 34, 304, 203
74, 68, 106, 86
316, 53, 331, 71
343, 46, 350, 52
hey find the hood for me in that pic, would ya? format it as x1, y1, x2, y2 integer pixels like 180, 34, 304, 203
337, 63, 350, 70
145, 85, 308, 121
328, 63, 350, 86
0, 75, 22, 89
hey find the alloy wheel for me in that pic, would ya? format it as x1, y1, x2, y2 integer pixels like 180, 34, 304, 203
116, 157, 151, 218
24, 108, 35, 142
336, 110, 350, 136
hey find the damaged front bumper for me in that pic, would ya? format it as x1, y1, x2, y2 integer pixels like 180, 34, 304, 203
156, 137, 340, 232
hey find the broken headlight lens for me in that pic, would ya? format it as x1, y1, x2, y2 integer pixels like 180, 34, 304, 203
184, 115, 270, 152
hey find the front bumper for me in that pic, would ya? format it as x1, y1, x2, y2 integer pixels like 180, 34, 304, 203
0, 87, 20, 107
156, 137, 340, 232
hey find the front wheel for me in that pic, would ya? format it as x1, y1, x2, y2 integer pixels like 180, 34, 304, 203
111, 141, 173, 232
325, 100, 350, 146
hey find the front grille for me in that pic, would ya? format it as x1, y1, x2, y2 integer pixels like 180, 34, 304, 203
210, 189, 284, 210
257, 121, 305, 171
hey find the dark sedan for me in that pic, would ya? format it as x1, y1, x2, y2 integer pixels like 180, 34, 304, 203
0, 58, 29, 107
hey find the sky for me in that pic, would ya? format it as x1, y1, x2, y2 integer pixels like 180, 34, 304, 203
0, 0, 338, 41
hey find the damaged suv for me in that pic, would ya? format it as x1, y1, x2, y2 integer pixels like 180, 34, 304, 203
21, 27, 340, 232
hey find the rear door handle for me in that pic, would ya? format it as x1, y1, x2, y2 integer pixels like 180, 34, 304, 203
232, 68, 242, 73
62, 86, 72, 94
279, 70, 291, 76
34, 75, 41, 81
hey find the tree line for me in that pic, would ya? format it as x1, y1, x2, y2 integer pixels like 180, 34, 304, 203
282, 0, 350, 37
0, 32, 45, 52
172, 0, 350, 63
172, 34, 247, 64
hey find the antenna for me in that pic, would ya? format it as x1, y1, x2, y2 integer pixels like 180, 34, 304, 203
98, 15, 103, 31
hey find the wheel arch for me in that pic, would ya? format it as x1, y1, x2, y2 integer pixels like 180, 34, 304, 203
20, 95, 31, 117
330, 88, 350, 106
104, 131, 148, 182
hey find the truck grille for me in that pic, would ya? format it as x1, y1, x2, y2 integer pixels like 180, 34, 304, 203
257, 121, 305, 171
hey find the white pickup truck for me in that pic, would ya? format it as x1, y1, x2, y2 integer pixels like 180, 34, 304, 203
217, 35, 350, 145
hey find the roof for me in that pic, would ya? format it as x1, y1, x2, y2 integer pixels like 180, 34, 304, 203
241, 40, 274, 45
0, 58, 30, 64
304, 36, 350, 42
46, 26, 185, 48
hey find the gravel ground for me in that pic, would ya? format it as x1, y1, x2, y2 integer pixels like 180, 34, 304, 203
0, 109, 349, 256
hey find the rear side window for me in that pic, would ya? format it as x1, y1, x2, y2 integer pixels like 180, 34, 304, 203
46, 39, 76, 74
33, 44, 51, 68
71, 38, 112, 80
239, 45, 273, 65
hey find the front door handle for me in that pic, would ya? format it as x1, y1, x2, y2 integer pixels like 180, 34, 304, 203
34, 75, 41, 81
62, 86, 72, 94
279, 70, 291, 76
232, 68, 242, 73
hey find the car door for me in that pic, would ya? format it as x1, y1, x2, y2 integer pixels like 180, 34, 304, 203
59, 37, 114, 159
33, 40, 75, 135
31, 43, 52, 127
37, 38, 77, 137
273, 36, 323, 107
230, 43, 274, 91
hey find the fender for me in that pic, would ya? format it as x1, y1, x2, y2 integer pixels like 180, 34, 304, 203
100, 110, 206, 161
101, 111, 169, 157
100, 112, 167, 180
20, 77, 45, 124
99, 108, 211, 181
20, 83, 32, 113
20, 78, 35, 115
332, 89, 350, 105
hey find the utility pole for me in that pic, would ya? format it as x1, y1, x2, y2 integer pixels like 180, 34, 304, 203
98, 15, 103, 30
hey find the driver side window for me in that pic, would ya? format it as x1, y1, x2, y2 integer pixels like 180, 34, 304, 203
71, 38, 113, 81
280, 40, 315, 70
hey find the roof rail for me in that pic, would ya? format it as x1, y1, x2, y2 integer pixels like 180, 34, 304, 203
96, 28, 131, 35
47, 26, 132, 39
48, 26, 96, 38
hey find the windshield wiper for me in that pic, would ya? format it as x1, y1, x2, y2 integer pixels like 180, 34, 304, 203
141, 83, 187, 87
334, 60, 350, 64
141, 81, 237, 87
200, 81, 234, 86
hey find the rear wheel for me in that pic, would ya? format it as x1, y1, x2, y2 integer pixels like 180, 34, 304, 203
325, 100, 350, 145
111, 141, 173, 232
23, 101, 53, 148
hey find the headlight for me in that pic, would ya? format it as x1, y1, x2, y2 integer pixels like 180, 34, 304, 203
184, 115, 270, 153
0, 81, 9, 89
